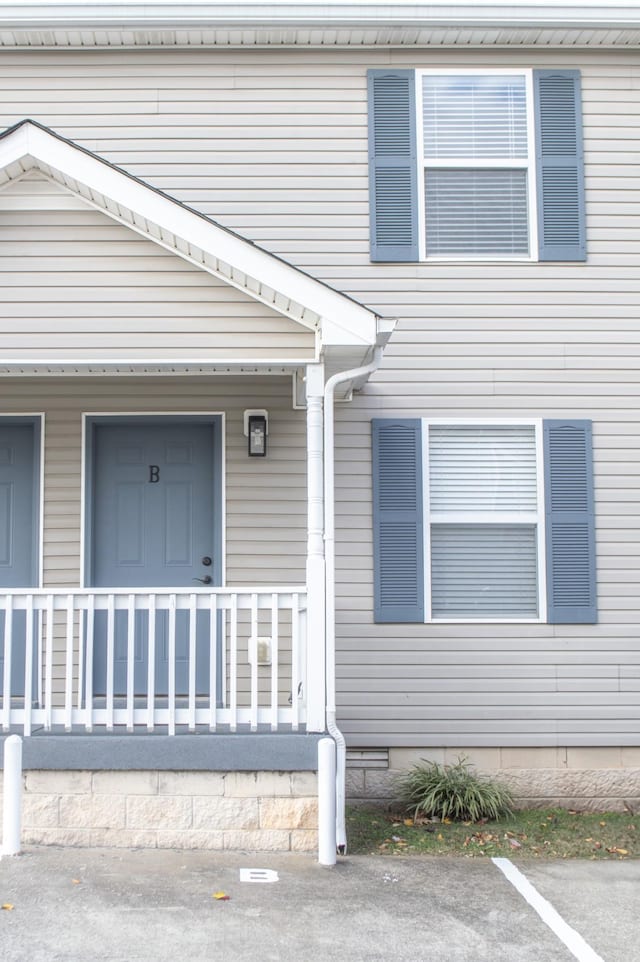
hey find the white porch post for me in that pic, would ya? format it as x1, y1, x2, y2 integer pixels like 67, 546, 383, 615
304, 362, 326, 732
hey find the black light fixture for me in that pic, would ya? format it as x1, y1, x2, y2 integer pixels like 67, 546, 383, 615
245, 410, 268, 457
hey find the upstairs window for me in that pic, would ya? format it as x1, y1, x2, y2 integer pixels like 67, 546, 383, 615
368, 68, 585, 263
422, 73, 532, 258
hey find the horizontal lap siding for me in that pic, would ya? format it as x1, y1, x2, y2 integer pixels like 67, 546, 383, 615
0, 47, 636, 745
0, 377, 307, 588
0, 178, 315, 360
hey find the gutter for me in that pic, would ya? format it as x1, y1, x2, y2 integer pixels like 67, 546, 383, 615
0, 3, 639, 32
323, 344, 385, 854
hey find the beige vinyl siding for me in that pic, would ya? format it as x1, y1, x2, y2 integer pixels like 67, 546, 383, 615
0, 376, 307, 588
0, 47, 637, 745
0, 176, 315, 361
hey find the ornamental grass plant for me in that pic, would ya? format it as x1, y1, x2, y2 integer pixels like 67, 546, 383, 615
397, 755, 514, 823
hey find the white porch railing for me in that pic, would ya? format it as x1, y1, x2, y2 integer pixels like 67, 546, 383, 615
0, 588, 307, 736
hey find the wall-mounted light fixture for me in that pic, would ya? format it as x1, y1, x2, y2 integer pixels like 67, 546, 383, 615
244, 409, 268, 457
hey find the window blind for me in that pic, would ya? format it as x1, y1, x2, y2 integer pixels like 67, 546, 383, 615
429, 425, 538, 512
431, 523, 539, 618
423, 74, 528, 160
425, 169, 529, 256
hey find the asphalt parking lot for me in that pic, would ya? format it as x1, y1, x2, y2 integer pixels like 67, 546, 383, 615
0, 846, 637, 962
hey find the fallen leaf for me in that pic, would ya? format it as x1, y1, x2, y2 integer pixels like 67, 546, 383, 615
71, 879, 80, 885
212, 892, 230, 901
437, 833, 444, 841
403, 819, 414, 827
508, 838, 522, 849
1, 904, 14, 911
599, 821, 606, 827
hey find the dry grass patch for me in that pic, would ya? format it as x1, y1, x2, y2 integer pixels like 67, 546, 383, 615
347, 806, 639, 859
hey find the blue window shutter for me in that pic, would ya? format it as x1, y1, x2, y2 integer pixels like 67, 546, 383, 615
368, 69, 419, 262
372, 419, 424, 622
534, 70, 586, 261
543, 420, 596, 623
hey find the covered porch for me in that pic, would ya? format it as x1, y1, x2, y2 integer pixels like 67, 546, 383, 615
0, 123, 390, 741
0, 120, 391, 852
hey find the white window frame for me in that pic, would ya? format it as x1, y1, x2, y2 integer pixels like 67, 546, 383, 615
416, 68, 539, 263
421, 418, 547, 623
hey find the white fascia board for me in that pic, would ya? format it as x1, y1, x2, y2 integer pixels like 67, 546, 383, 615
0, 122, 379, 350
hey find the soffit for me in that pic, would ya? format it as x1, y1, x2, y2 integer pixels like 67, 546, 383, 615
0, 3, 637, 49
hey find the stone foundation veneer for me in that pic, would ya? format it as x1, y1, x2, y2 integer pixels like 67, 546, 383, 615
346, 748, 640, 813
0, 770, 319, 851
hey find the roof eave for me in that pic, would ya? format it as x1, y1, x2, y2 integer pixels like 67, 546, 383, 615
0, 3, 638, 48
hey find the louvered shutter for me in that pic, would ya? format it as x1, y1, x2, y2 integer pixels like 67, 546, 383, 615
368, 70, 419, 262
543, 420, 596, 623
534, 70, 586, 261
372, 419, 424, 622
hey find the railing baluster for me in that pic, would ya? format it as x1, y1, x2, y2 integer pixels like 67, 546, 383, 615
300, 606, 308, 726
230, 594, 238, 732
23, 594, 34, 737
168, 594, 176, 736
270, 593, 278, 732
147, 593, 156, 732
106, 593, 115, 731
77, 606, 84, 711
291, 593, 300, 731
44, 594, 54, 731
188, 593, 196, 732
64, 594, 74, 731
126, 594, 135, 733
250, 593, 258, 733
208, 595, 217, 732
2, 595, 12, 732
85, 594, 94, 732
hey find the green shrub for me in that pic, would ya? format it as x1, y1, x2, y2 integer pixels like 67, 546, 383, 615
397, 755, 514, 823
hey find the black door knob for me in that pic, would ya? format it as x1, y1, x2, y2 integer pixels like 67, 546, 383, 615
193, 575, 212, 585
202, 556, 212, 566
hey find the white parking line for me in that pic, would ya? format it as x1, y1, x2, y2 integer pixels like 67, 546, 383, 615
492, 858, 605, 962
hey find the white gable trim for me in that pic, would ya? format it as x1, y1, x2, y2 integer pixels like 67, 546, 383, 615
0, 120, 382, 351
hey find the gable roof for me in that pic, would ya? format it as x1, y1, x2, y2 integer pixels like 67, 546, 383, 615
0, 119, 388, 357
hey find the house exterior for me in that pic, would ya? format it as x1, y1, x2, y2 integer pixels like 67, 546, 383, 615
1, 0, 640, 853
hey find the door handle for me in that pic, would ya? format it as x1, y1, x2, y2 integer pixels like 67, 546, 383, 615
193, 575, 212, 585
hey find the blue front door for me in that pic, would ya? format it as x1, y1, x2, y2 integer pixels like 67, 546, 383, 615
0, 421, 39, 696
90, 420, 220, 696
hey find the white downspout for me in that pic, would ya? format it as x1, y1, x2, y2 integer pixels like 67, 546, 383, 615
324, 346, 384, 853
